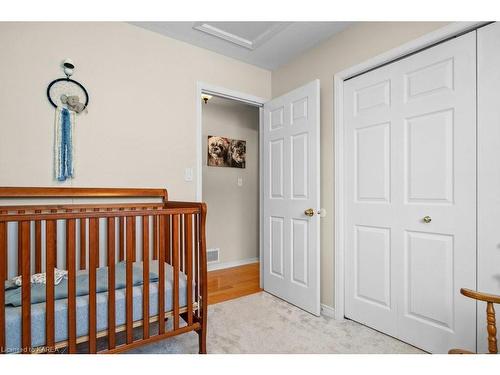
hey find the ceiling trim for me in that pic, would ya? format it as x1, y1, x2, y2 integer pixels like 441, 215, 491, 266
192, 22, 290, 50
130, 21, 355, 70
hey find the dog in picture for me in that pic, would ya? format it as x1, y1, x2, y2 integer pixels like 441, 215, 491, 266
207, 136, 230, 167
228, 139, 246, 168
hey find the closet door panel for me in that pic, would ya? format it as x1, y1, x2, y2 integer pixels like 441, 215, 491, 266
395, 31, 477, 354
477, 22, 500, 354
344, 63, 398, 337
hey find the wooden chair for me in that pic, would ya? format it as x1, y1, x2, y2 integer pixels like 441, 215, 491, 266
449, 288, 500, 354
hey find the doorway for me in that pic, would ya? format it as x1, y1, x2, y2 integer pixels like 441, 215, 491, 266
197, 80, 322, 314
202, 95, 260, 270
197, 83, 264, 303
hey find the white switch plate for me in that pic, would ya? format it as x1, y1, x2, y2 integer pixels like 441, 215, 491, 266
184, 168, 193, 182
237, 176, 243, 187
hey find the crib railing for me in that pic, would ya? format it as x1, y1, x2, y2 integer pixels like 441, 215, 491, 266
0, 188, 207, 354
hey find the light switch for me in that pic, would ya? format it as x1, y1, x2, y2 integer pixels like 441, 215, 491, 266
237, 176, 243, 187
184, 168, 193, 182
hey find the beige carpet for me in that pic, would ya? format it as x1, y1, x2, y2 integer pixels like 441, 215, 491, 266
126, 292, 423, 354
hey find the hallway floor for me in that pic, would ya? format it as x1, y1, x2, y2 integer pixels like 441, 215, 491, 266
207, 262, 262, 305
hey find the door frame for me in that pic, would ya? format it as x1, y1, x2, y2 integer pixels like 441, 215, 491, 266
333, 21, 487, 321
195, 81, 267, 286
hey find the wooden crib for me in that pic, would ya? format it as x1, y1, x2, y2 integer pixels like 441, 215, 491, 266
0, 187, 207, 354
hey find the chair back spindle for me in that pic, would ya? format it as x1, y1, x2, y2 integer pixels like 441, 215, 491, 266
449, 288, 500, 354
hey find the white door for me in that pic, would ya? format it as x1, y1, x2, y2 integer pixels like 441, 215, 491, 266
263, 80, 320, 315
477, 22, 500, 354
344, 32, 477, 353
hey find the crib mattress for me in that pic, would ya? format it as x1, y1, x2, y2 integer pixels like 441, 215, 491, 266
4, 262, 191, 352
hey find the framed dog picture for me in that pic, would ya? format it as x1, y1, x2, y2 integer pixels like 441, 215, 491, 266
207, 135, 246, 168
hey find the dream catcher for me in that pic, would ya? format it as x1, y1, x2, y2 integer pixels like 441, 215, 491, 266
46, 59, 89, 181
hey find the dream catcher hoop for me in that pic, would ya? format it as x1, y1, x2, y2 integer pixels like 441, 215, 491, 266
46, 77, 89, 110
47, 59, 90, 182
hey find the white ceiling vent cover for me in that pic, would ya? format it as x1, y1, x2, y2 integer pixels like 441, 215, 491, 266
207, 248, 220, 263
193, 22, 290, 50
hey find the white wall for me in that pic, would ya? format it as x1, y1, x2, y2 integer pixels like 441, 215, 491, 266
0, 22, 271, 202
202, 97, 259, 265
272, 21, 450, 308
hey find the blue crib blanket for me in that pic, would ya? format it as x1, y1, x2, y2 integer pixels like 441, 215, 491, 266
4, 261, 190, 353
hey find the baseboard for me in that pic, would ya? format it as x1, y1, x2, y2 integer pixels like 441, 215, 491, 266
207, 257, 259, 272
321, 304, 335, 318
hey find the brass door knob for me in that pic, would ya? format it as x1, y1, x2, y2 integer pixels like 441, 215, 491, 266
304, 208, 315, 217
423, 216, 432, 224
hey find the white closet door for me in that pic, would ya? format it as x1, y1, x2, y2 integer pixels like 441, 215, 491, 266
344, 60, 398, 337
344, 31, 477, 353
477, 22, 500, 354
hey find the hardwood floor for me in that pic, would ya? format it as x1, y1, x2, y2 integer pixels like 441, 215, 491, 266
207, 262, 262, 305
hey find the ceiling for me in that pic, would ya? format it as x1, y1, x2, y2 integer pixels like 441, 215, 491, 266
130, 22, 354, 70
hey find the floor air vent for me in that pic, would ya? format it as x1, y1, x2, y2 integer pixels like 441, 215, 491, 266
207, 248, 220, 263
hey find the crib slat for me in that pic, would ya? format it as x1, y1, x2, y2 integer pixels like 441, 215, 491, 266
88, 218, 98, 353
0, 211, 6, 282
50, 209, 57, 267
0, 213, 6, 353
153, 214, 159, 262
142, 216, 150, 339
158, 215, 165, 334
66, 219, 77, 353
131, 215, 136, 262
180, 215, 184, 273
119, 210, 124, 261
17, 210, 25, 275
164, 215, 170, 264
126, 216, 133, 344
107, 217, 116, 349
34, 211, 41, 273
186, 214, 193, 325
172, 215, 180, 330
45, 220, 56, 352
199, 204, 208, 354
20, 221, 31, 353
194, 213, 199, 314
153, 215, 158, 260
79, 211, 87, 270
93, 209, 100, 267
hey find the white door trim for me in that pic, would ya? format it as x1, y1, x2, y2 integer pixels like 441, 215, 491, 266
333, 21, 487, 321
195, 81, 267, 286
